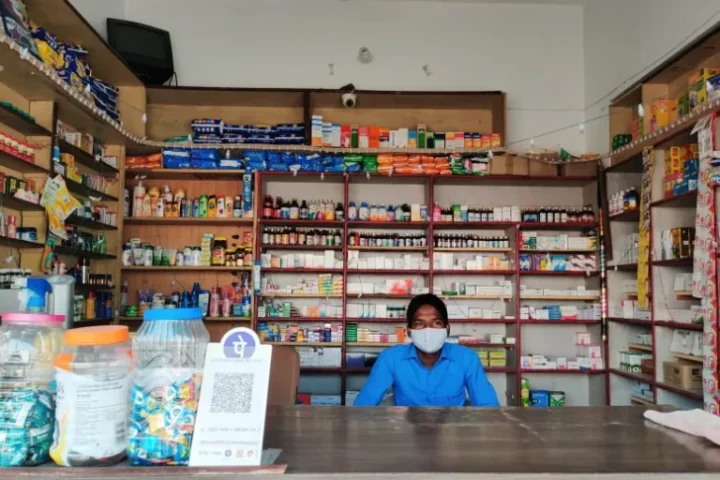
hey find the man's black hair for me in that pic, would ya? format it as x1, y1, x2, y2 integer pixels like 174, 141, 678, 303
406, 293, 449, 328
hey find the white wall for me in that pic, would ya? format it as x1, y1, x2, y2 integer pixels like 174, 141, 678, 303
71, 0, 586, 152
69, 0, 124, 40
583, 0, 720, 154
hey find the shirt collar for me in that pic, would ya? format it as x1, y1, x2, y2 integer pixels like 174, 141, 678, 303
404, 342, 451, 362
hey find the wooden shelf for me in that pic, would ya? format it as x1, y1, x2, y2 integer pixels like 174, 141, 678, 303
0, 151, 48, 174
347, 246, 427, 252
673, 353, 703, 363
0, 193, 43, 212
520, 295, 600, 301
347, 342, 404, 348
349, 269, 429, 275
261, 293, 343, 298
300, 367, 344, 373
654, 320, 703, 331
264, 341, 341, 347
126, 168, 246, 180
431, 174, 597, 186
204, 317, 252, 322
71, 318, 114, 328
674, 291, 694, 297
652, 258, 693, 267
0, 237, 43, 249
439, 294, 512, 300
257, 317, 343, 323
0, 41, 134, 144
119, 316, 251, 322
608, 98, 720, 169
0, 103, 52, 136
433, 270, 515, 275
520, 369, 605, 375
349, 293, 414, 299
610, 369, 654, 384
519, 222, 597, 230
520, 271, 598, 277
519, 249, 596, 254
347, 221, 428, 229
65, 214, 118, 231
54, 246, 116, 259
262, 268, 343, 274
260, 219, 343, 227
262, 244, 342, 251
74, 283, 113, 292
630, 396, 655, 406
59, 140, 118, 177
64, 177, 118, 202
650, 191, 697, 209
124, 217, 254, 226
609, 263, 638, 271
122, 266, 251, 272
608, 317, 652, 327
609, 210, 639, 222
628, 343, 653, 352
450, 318, 517, 324
434, 248, 511, 253
656, 382, 703, 401
522, 320, 601, 325
432, 221, 517, 230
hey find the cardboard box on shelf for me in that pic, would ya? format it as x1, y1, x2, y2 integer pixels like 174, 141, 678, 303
663, 361, 702, 390
528, 159, 558, 177
490, 154, 528, 176
560, 162, 597, 177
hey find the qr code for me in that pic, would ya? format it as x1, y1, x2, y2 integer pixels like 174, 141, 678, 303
210, 372, 254, 414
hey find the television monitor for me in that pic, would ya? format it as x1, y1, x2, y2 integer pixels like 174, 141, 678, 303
107, 18, 174, 85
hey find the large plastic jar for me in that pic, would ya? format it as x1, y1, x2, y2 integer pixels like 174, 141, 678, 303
0, 313, 65, 467
50, 325, 132, 467
128, 307, 209, 466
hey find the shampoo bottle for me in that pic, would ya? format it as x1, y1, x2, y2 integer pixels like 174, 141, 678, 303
132, 178, 146, 217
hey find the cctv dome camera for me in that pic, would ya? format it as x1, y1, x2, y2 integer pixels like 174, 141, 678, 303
342, 92, 357, 108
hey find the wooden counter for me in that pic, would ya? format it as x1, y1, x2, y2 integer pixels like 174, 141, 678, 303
9, 406, 720, 479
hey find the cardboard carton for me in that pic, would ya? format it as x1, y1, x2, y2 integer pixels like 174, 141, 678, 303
561, 162, 597, 177
663, 361, 702, 390
528, 159, 558, 177
490, 154, 529, 176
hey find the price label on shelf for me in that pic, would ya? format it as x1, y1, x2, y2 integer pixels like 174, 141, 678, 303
189, 328, 272, 467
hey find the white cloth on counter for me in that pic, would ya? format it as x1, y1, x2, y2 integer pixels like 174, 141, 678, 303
644, 409, 720, 446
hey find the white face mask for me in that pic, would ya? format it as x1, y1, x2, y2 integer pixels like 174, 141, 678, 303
410, 328, 447, 354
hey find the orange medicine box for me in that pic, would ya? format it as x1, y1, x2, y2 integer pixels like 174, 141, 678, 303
369, 126, 380, 149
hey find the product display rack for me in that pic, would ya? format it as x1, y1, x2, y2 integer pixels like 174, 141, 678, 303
253, 171, 600, 405
602, 27, 720, 410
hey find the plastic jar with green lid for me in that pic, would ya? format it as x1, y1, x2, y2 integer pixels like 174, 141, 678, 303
0, 313, 65, 467
50, 325, 132, 467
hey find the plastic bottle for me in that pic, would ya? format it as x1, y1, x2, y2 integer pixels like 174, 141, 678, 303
359, 202, 369, 220
217, 196, 226, 218
156, 197, 164, 217
120, 280, 128, 310
85, 292, 96, 320
161, 185, 173, 205
432, 203, 442, 222
348, 201, 357, 221
209, 287, 220, 317
299, 200, 309, 220
198, 195, 208, 218
7, 215, 16, 239
335, 202, 344, 221
233, 196, 242, 218
132, 178, 146, 217
369, 204, 379, 221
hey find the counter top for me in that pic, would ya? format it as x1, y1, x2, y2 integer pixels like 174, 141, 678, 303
9, 406, 720, 479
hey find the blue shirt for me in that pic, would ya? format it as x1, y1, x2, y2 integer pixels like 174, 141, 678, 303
353, 343, 500, 407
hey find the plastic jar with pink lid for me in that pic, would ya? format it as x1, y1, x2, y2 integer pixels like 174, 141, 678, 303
0, 312, 65, 467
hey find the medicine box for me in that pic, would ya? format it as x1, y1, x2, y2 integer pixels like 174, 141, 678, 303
689, 68, 720, 111
575, 332, 591, 346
